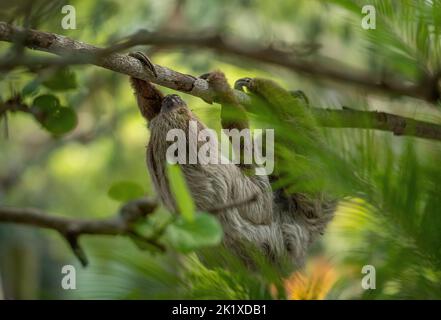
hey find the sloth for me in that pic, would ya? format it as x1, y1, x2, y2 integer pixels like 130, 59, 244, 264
129, 52, 335, 269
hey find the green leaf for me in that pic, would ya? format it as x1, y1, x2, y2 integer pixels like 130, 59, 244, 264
132, 220, 153, 237
22, 79, 40, 97
42, 68, 77, 91
107, 181, 145, 202
165, 213, 223, 253
32, 94, 60, 112
42, 107, 77, 135
166, 164, 195, 222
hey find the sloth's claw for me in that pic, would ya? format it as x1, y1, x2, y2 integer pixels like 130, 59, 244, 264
234, 77, 254, 92
129, 51, 157, 78
289, 90, 310, 106
198, 72, 212, 80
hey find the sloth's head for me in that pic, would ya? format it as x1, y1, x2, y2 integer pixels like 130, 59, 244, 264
161, 94, 187, 113
150, 94, 204, 135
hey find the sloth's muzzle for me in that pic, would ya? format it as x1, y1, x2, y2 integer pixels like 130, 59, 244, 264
161, 94, 187, 113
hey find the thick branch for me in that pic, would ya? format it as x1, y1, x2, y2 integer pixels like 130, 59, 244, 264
104, 31, 441, 104
0, 21, 216, 103
0, 22, 440, 142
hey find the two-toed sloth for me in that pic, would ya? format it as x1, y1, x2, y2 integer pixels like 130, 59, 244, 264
129, 52, 335, 269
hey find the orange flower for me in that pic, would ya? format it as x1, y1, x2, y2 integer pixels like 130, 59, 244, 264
284, 257, 338, 300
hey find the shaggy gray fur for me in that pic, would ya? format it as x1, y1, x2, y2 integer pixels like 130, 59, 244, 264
131, 77, 335, 269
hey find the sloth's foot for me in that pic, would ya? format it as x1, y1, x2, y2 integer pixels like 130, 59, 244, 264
198, 72, 212, 80
289, 90, 309, 106
198, 71, 234, 100
235, 77, 309, 106
129, 51, 157, 78
234, 77, 255, 92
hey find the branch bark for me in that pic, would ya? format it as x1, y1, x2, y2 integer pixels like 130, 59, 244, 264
0, 22, 440, 141
311, 108, 441, 141
0, 21, 217, 103
0, 198, 159, 266
104, 31, 441, 104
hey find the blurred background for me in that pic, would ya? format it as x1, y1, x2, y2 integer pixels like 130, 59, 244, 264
0, 0, 440, 299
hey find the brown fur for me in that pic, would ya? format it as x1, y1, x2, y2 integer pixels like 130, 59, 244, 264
130, 73, 335, 269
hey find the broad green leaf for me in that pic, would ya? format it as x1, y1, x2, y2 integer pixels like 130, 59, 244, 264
42, 107, 77, 135
42, 68, 77, 91
166, 164, 195, 222
165, 213, 223, 253
107, 181, 145, 202
32, 94, 60, 112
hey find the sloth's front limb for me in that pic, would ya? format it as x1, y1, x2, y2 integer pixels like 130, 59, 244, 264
236, 77, 336, 237
200, 71, 249, 132
235, 77, 314, 124
200, 71, 254, 171
129, 52, 163, 121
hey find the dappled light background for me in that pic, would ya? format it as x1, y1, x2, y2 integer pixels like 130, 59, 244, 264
1, 0, 440, 299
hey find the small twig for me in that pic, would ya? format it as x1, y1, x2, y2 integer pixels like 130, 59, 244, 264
64, 232, 89, 267
0, 95, 46, 125
127, 231, 166, 252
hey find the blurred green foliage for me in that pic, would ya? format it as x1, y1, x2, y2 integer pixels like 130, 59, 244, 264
0, 0, 440, 299
107, 181, 145, 202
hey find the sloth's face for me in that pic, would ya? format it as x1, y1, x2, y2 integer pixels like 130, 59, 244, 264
150, 94, 196, 133
161, 94, 187, 113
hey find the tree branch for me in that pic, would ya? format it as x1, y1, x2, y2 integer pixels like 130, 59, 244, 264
104, 31, 441, 104
0, 21, 217, 103
0, 194, 260, 266
0, 22, 440, 141
0, 198, 159, 266
311, 108, 441, 141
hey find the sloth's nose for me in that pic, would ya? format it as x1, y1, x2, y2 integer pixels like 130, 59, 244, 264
161, 94, 186, 112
